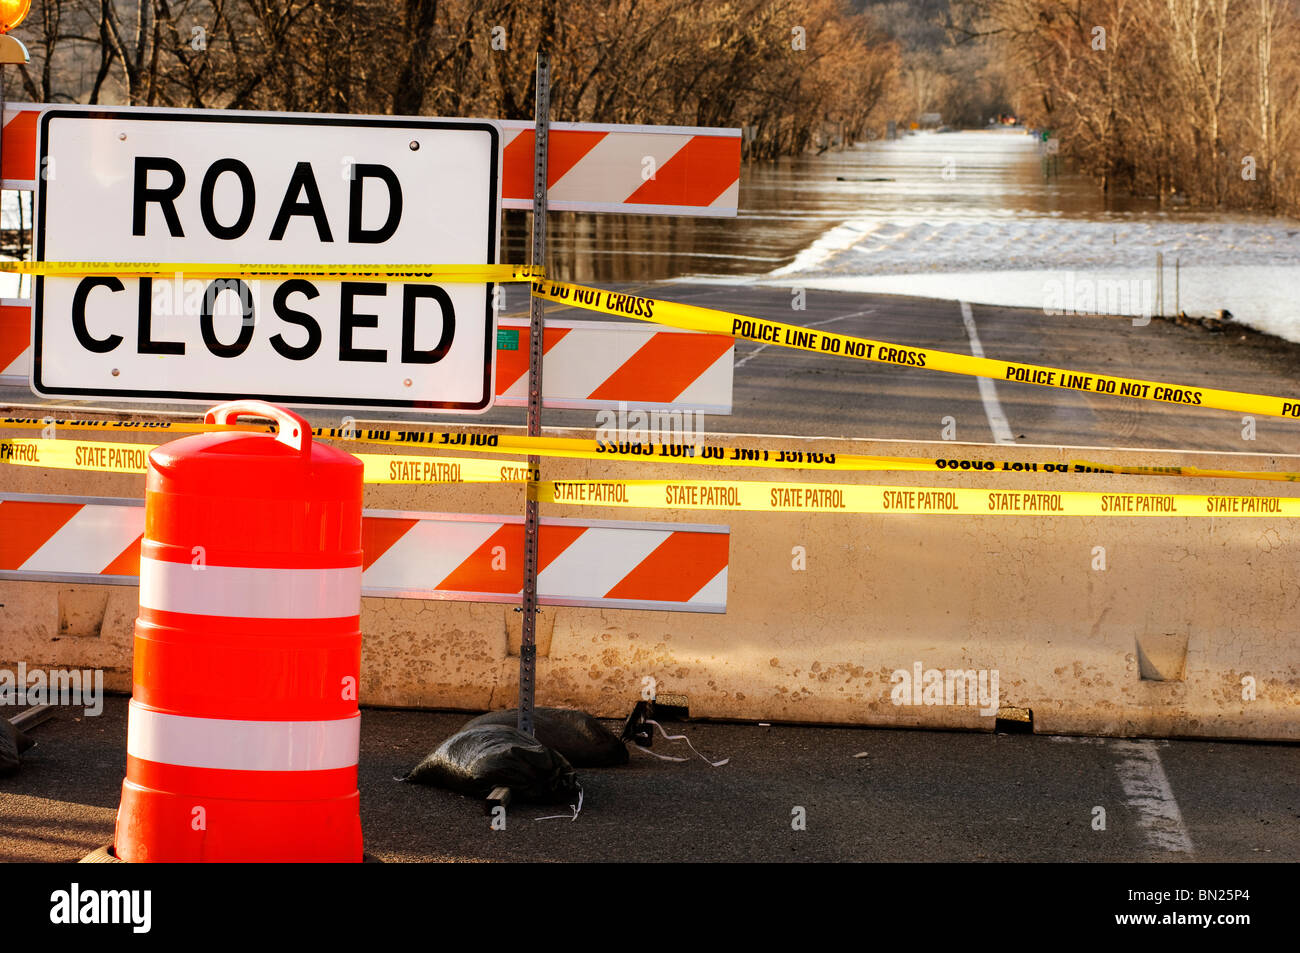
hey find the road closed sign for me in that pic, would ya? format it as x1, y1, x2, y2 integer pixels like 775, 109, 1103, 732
33, 109, 500, 411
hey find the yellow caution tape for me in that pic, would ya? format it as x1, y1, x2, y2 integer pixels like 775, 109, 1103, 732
360, 453, 535, 485
3, 264, 1294, 420
537, 479, 1300, 518
0, 438, 152, 473
4, 420, 1300, 483
314, 428, 1300, 484
5, 435, 1295, 514
530, 279, 1300, 421
1068, 460, 1300, 483
0, 261, 541, 282
0, 438, 533, 484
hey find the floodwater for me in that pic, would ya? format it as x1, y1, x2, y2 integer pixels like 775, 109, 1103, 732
6, 128, 1297, 338
509, 128, 1300, 341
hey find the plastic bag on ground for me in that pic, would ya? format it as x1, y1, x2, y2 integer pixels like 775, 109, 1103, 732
463, 707, 629, 767
404, 724, 579, 802
1, 719, 34, 777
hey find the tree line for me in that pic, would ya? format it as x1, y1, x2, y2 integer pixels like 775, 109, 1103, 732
965, 0, 1300, 214
10, 0, 904, 158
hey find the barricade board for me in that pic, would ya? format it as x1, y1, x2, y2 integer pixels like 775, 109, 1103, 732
0, 493, 729, 612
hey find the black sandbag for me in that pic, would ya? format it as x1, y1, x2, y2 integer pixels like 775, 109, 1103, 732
463, 707, 628, 767
0, 719, 34, 777
404, 724, 579, 802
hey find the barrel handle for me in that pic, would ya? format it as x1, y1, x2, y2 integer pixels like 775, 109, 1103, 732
204, 400, 310, 456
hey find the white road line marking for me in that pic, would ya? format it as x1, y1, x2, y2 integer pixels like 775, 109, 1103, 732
958, 301, 1016, 444
1111, 739, 1194, 854
734, 309, 876, 369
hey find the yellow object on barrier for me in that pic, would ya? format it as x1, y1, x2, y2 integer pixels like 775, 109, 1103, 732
536, 478, 1300, 518
530, 279, 1300, 421
0, 261, 541, 282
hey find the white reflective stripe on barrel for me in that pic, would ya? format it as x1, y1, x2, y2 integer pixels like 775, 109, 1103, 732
127, 702, 360, 771
139, 557, 361, 619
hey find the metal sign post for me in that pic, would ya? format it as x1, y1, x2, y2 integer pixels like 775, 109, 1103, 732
518, 51, 550, 737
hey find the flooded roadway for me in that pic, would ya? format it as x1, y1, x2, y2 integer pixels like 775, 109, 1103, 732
511, 129, 1300, 341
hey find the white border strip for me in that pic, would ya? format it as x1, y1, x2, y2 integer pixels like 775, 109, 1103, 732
127, 702, 359, 771
502, 199, 739, 216
497, 316, 717, 334
499, 118, 740, 137
140, 557, 361, 619
359, 587, 725, 614
492, 396, 731, 414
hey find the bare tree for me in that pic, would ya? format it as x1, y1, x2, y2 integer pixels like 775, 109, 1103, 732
7, 0, 906, 161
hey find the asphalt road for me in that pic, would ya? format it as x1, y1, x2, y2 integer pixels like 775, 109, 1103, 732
8, 283, 1300, 456
2, 696, 1296, 863
4, 286, 1299, 867
515, 282, 1300, 454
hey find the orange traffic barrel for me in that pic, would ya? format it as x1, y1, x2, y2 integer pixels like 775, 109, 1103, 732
113, 400, 364, 862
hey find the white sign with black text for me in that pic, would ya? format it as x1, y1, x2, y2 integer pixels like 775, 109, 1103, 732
33, 108, 500, 411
